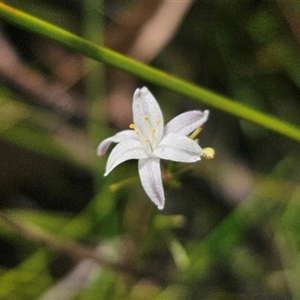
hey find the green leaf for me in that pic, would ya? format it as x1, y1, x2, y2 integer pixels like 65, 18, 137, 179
0, 3, 300, 142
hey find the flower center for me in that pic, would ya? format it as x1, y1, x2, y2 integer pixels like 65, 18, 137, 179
129, 115, 162, 155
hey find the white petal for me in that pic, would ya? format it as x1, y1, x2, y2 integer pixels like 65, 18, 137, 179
104, 140, 148, 176
153, 133, 202, 162
164, 110, 209, 136
97, 130, 138, 156
132, 87, 164, 141
138, 158, 165, 210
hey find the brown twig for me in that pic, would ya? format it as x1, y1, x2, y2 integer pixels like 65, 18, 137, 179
275, 0, 300, 45
0, 31, 85, 120
0, 210, 166, 284
105, 0, 194, 129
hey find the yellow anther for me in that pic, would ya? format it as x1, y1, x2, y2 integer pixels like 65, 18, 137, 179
135, 130, 139, 134
129, 123, 135, 129
144, 115, 149, 121
156, 119, 161, 124
202, 147, 215, 159
144, 138, 149, 142
151, 128, 156, 133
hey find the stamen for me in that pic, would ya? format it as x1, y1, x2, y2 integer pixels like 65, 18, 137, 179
202, 147, 215, 159
156, 119, 161, 124
129, 124, 135, 129
144, 138, 149, 142
135, 130, 139, 134
144, 115, 149, 121
189, 126, 203, 140
151, 128, 156, 133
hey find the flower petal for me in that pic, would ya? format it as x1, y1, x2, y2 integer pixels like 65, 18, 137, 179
104, 140, 148, 176
164, 110, 209, 136
153, 133, 202, 162
97, 130, 138, 156
133, 87, 164, 141
138, 158, 165, 210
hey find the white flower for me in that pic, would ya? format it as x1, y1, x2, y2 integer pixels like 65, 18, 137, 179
97, 87, 209, 210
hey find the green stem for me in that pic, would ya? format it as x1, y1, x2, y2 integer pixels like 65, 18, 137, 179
1, 2, 300, 142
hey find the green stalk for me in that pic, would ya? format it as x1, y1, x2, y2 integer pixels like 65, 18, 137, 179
1, 2, 300, 142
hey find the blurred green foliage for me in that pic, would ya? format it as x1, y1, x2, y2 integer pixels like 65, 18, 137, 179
0, 0, 300, 299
